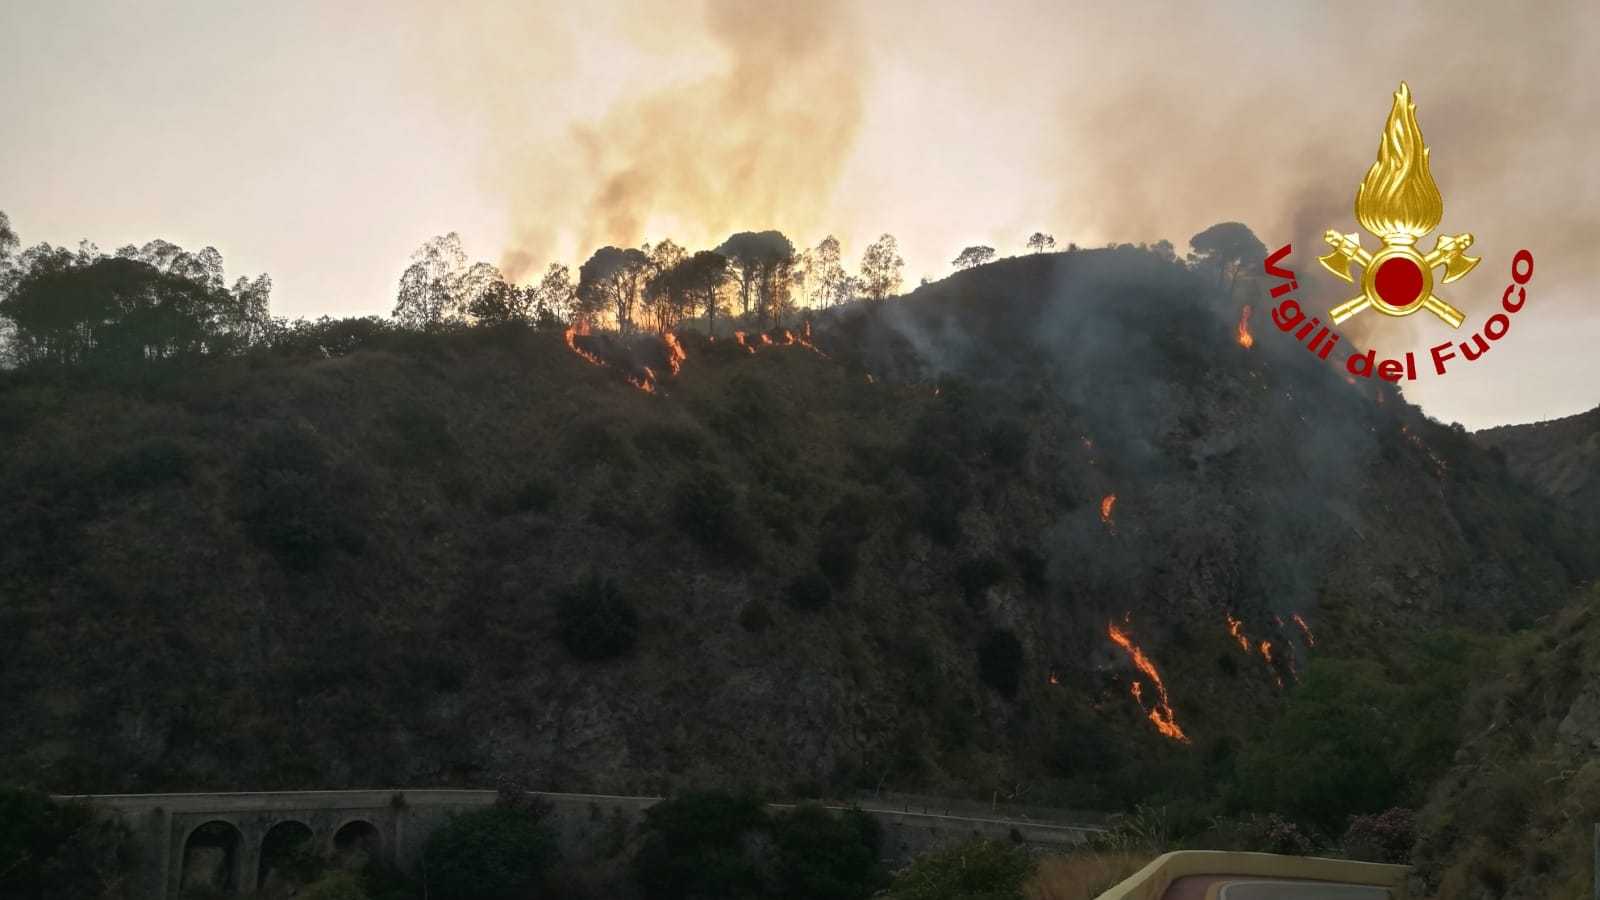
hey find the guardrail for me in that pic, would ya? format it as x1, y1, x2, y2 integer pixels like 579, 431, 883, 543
1093, 850, 1410, 900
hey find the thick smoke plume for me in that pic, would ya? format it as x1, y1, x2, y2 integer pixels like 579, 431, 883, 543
449, 0, 864, 281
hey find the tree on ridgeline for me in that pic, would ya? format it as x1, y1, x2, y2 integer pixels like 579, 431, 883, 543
643, 239, 689, 333
674, 250, 730, 335
1026, 231, 1056, 254
859, 233, 903, 302
532, 262, 575, 326
465, 267, 538, 326
952, 245, 996, 270
716, 230, 794, 327
0, 213, 273, 366
1188, 222, 1266, 293
392, 233, 470, 328
806, 235, 851, 308
576, 245, 650, 332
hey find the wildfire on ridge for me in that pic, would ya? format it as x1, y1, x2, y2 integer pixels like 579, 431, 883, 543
1292, 613, 1317, 647
1107, 622, 1189, 743
1236, 305, 1254, 348
563, 322, 606, 368
563, 322, 673, 394
1100, 493, 1117, 526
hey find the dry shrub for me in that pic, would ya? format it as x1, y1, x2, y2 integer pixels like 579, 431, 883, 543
1024, 851, 1150, 900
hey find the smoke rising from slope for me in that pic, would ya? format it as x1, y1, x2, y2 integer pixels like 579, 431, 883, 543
452, 0, 864, 281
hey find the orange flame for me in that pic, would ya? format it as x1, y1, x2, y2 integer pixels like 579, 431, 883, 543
1236, 305, 1254, 348
1292, 613, 1317, 647
1107, 623, 1189, 743
1047, 671, 1060, 686
663, 332, 686, 376
732, 330, 756, 354
563, 322, 606, 368
1259, 640, 1284, 688
1225, 614, 1250, 652
1099, 494, 1117, 528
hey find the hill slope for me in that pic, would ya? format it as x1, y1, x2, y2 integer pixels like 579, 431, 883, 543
1477, 405, 1600, 532
0, 248, 1588, 818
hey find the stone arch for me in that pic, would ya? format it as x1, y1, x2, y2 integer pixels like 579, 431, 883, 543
257, 819, 316, 894
331, 818, 383, 870
181, 819, 243, 895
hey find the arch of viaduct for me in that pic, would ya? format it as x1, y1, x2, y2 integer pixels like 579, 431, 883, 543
65, 789, 1103, 899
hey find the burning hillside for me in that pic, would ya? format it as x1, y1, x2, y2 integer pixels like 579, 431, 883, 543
0, 242, 1588, 815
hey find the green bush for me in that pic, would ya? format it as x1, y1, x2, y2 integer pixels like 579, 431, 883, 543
978, 627, 1024, 698
556, 573, 639, 661
102, 437, 192, 494
632, 791, 771, 900
784, 571, 833, 611
771, 805, 886, 900
235, 422, 364, 570
1235, 659, 1406, 832
1341, 807, 1416, 864
886, 839, 1033, 900
420, 805, 557, 900
0, 787, 134, 900
300, 871, 369, 900
671, 468, 753, 559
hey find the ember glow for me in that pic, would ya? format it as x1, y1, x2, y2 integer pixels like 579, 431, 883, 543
1236, 305, 1254, 348
1258, 640, 1284, 688
563, 323, 675, 395
564, 322, 606, 368
1099, 493, 1117, 526
1106, 622, 1189, 743
1292, 613, 1317, 647
1225, 614, 1250, 652
663, 332, 686, 376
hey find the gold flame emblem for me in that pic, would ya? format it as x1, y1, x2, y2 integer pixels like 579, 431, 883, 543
1319, 82, 1479, 328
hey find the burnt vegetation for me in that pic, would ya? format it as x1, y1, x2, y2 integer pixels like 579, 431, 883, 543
0, 209, 1595, 893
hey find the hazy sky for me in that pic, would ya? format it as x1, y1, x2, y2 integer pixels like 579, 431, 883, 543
2, 0, 1595, 428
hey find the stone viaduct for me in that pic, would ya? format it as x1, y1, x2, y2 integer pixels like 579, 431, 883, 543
65, 789, 1105, 899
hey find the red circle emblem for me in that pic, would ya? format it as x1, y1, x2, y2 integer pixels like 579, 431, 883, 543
1374, 256, 1424, 307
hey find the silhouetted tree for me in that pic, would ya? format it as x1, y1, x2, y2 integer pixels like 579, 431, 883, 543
952, 245, 996, 270
1188, 222, 1266, 292
533, 262, 575, 325
465, 266, 536, 325
813, 236, 851, 308
1, 256, 265, 365
643, 239, 688, 332
392, 233, 469, 328
716, 230, 794, 326
859, 234, 903, 301
1027, 232, 1056, 254
676, 251, 730, 335
576, 245, 650, 332
0, 210, 20, 277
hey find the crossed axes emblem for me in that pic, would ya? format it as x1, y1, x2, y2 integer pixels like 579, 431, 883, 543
1319, 230, 1480, 328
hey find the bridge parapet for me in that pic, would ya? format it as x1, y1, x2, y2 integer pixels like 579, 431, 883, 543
68, 789, 1104, 899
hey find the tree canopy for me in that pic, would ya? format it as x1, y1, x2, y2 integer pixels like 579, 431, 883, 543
952, 245, 996, 270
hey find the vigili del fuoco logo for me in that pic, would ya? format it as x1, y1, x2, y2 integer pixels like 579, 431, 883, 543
1260, 82, 1535, 381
